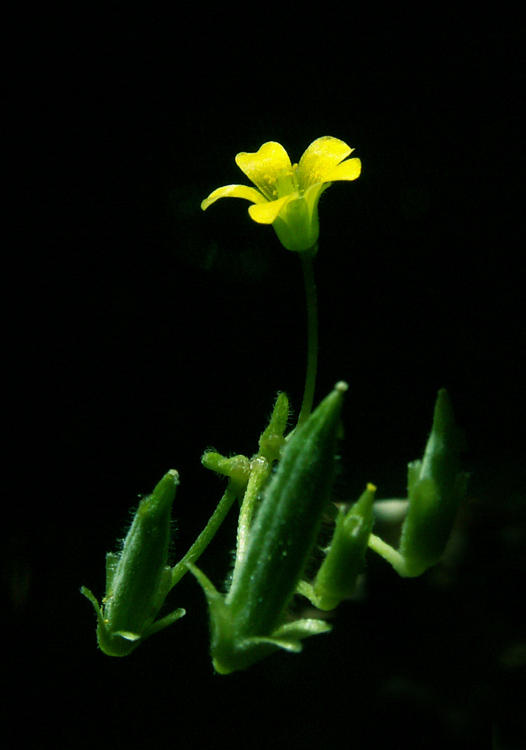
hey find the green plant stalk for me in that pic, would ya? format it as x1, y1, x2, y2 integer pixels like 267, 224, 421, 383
296, 250, 318, 428
367, 532, 409, 576
230, 458, 272, 578
202, 392, 290, 587
171, 483, 241, 587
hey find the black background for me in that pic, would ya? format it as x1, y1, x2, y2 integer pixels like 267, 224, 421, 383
4, 4, 524, 748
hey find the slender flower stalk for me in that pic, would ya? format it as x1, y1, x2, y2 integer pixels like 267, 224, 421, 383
297, 251, 318, 427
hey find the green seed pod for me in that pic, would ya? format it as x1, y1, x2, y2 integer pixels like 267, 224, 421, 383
399, 389, 469, 576
190, 382, 348, 673
81, 470, 185, 656
312, 483, 376, 610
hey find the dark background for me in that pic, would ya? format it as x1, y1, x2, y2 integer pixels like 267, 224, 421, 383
4, 4, 524, 748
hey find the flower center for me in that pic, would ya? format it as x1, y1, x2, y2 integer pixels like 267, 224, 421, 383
276, 166, 299, 198
265, 164, 301, 200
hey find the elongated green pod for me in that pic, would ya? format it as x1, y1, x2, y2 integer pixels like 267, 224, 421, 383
81, 470, 185, 656
190, 382, 347, 673
399, 389, 469, 576
311, 483, 376, 610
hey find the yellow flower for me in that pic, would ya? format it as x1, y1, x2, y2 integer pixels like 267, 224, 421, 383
201, 136, 361, 253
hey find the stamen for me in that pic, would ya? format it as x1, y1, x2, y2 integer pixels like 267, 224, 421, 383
275, 167, 300, 198
262, 174, 278, 200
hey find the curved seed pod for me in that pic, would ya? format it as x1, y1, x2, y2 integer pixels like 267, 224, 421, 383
190, 382, 347, 673
81, 470, 185, 656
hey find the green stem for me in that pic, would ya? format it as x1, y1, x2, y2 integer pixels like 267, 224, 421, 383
367, 533, 410, 577
170, 485, 240, 587
229, 458, 272, 589
296, 251, 318, 428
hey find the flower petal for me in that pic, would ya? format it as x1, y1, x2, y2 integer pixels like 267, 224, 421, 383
236, 142, 292, 201
201, 184, 267, 211
248, 195, 292, 224
297, 136, 353, 190
303, 181, 331, 215
324, 157, 362, 182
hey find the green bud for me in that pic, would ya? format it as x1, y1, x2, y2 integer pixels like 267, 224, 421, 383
399, 389, 469, 576
258, 392, 289, 462
312, 483, 376, 610
81, 470, 185, 656
201, 452, 251, 493
190, 382, 348, 673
